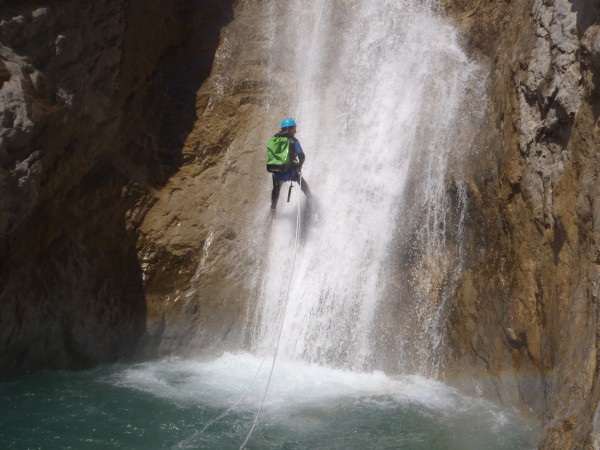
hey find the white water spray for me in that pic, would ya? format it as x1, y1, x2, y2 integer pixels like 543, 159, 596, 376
253, 0, 485, 374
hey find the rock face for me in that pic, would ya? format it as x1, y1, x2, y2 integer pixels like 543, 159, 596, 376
440, 0, 600, 447
0, 0, 234, 378
134, 0, 278, 358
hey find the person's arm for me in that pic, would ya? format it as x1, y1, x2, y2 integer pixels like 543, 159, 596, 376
295, 141, 305, 169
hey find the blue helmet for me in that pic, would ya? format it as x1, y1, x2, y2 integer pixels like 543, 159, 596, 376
280, 117, 297, 129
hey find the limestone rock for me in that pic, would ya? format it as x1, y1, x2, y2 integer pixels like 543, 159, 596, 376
0, 0, 235, 379
442, 0, 600, 447
134, 0, 278, 358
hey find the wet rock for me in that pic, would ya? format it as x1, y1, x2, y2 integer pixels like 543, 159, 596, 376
442, 0, 600, 447
133, 0, 281, 358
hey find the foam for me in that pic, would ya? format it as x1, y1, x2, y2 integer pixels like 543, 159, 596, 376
114, 353, 513, 418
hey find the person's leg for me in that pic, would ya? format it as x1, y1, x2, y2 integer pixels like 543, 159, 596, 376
299, 177, 311, 198
271, 176, 282, 211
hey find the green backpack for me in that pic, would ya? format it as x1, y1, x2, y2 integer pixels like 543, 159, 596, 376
266, 136, 293, 173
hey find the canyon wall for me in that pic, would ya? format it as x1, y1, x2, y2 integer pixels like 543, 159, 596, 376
0, 0, 234, 378
441, 0, 600, 447
133, 0, 279, 359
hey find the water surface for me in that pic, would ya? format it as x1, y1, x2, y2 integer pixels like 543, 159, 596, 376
1, 353, 539, 449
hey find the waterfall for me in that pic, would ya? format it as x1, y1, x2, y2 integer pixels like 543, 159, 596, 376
252, 0, 485, 374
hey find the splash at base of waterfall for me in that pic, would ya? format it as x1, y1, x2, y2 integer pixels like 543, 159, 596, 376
0, 353, 539, 449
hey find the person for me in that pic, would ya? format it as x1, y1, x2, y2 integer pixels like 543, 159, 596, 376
268, 118, 311, 213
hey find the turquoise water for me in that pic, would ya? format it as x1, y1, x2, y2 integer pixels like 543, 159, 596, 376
0, 354, 539, 449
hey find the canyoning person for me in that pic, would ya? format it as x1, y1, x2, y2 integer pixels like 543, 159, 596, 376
266, 117, 311, 213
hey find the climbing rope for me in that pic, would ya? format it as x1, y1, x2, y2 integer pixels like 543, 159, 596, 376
239, 1, 327, 447
239, 174, 303, 449
199, 354, 268, 434
240, 0, 327, 446
197, 180, 304, 447
194, 1, 325, 446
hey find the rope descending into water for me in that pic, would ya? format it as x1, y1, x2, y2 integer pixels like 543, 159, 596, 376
198, 0, 325, 437
240, 0, 327, 445
198, 354, 268, 434
239, 174, 303, 449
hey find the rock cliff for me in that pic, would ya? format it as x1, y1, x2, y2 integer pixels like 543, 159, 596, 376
0, 0, 234, 377
441, 0, 600, 447
2, 0, 600, 448
133, 0, 278, 359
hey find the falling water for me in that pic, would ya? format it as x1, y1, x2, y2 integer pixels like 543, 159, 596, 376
252, 0, 484, 373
